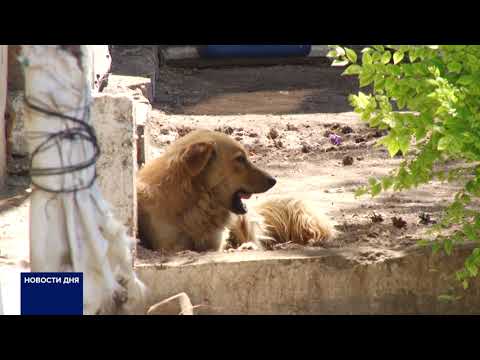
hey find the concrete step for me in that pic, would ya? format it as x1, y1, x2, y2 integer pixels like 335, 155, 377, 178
136, 243, 480, 315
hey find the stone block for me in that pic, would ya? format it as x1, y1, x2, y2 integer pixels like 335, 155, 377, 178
106, 74, 153, 103
91, 93, 138, 236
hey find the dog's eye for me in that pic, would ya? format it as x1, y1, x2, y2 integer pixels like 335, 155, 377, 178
236, 155, 247, 164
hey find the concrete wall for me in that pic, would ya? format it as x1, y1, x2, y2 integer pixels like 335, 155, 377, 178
91, 91, 151, 236
92, 93, 137, 236
137, 244, 480, 315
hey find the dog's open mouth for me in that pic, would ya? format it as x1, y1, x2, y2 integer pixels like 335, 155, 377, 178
231, 190, 252, 215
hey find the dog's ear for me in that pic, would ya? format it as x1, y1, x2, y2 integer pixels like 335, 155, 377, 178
182, 141, 215, 176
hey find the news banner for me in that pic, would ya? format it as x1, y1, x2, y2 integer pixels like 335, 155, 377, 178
19, 273, 83, 315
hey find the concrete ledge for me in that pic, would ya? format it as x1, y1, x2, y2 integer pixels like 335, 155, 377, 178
136, 244, 480, 315
103, 76, 153, 167
106, 74, 154, 103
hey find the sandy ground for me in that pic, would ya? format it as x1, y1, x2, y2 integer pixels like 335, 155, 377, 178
136, 62, 463, 264
0, 48, 464, 269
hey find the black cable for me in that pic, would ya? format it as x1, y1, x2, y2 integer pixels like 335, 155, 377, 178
24, 95, 101, 194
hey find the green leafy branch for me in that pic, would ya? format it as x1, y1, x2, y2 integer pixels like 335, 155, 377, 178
328, 45, 480, 290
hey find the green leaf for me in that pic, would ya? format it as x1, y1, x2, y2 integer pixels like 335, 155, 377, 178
381, 176, 394, 190
457, 75, 474, 85
428, 65, 441, 77
397, 97, 407, 110
335, 47, 346, 57
332, 59, 349, 67
466, 262, 478, 277
355, 92, 370, 109
447, 61, 462, 73
437, 136, 452, 151
393, 51, 405, 64
378, 135, 401, 158
386, 45, 400, 50
388, 139, 400, 157
342, 64, 362, 76
354, 187, 368, 198
415, 126, 427, 141
417, 239, 430, 247
463, 279, 469, 290
374, 75, 386, 91
368, 177, 378, 187
456, 270, 465, 282
362, 52, 373, 65
432, 242, 441, 254
326, 50, 338, 58
384, 77, 396, 93
463, 224, 477, 241
359, 71, 375, 87
371, 182, 382, 197
444, 238, 453, 256
409, 49, 418, 63
398, 134, 410, 155
461, 194, 471, 205
345, 48, 358, 63
381, 51, 392, 64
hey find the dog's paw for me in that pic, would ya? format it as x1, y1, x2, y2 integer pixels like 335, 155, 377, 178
237, 242, 259, 251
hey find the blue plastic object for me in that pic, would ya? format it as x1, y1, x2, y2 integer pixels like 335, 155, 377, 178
199, 45, 312, 58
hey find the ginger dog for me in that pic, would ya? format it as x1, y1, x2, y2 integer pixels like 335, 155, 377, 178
137, 129, 335, 253
137, 129, 277, 252
226, 198, 335, 250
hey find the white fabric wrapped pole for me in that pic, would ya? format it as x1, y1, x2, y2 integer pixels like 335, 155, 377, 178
22, 45, 145, 315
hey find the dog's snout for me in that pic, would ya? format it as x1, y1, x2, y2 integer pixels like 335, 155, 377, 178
267, 176, 277, 189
